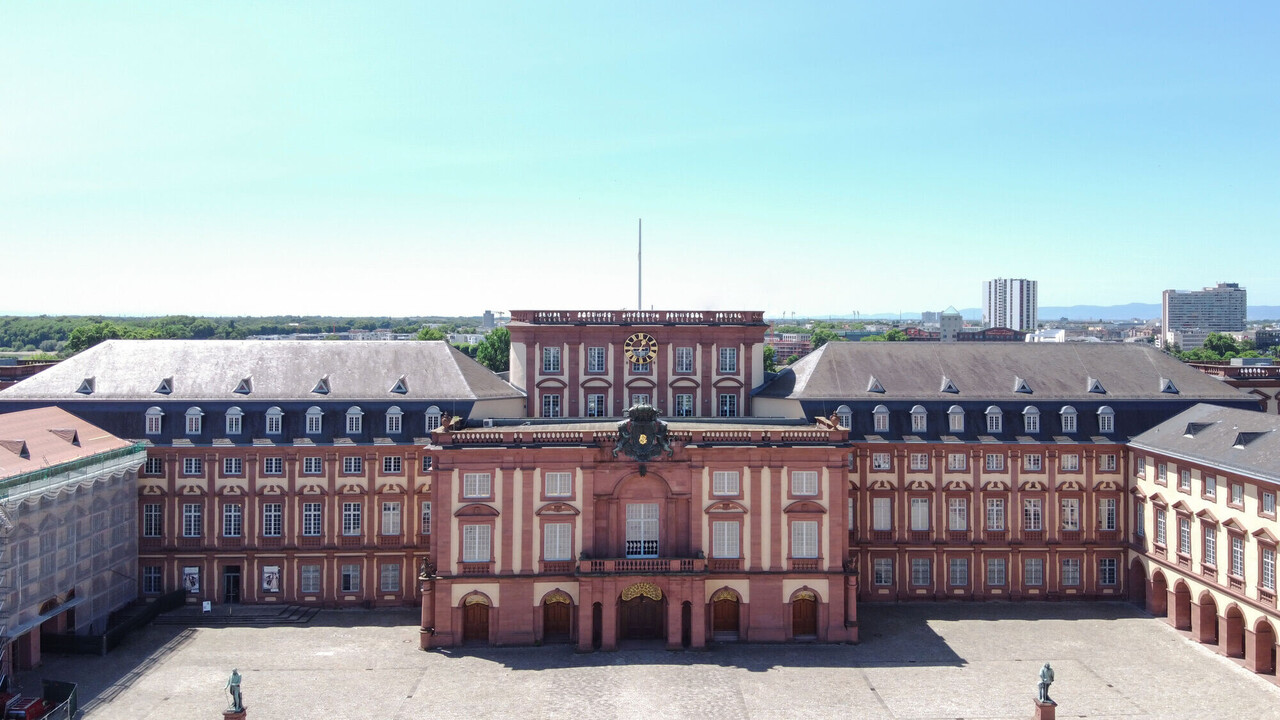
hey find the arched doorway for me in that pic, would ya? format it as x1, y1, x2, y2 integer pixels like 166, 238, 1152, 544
1252, 619, 1277, 676
1128, 559, 1147, 607
711, 588, 741, 641
1171, 581, 1192, 631
461, 594, 490, 645
1149, 570, 1168, 616
791, 589, 818, 640
619, 583, 665, 641
1195, 592, 1219, 645
541, 590, 573, 644
1223, 604, 1246, 658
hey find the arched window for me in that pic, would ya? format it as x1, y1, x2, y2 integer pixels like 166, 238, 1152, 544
305, 406, 323, 435
346, 406, 364, 434
144, 406, 164, 435
947, 405, 965, 433
1097, 406, 1115, 434
425, 406, 443, 432
386, 406, 403, 434
872, 405, 890, 433
910, 405, 927, 433
1060, 405, 1078, 433
184, 407, 204, 435
985, 406, 1003, 433
225, 406, 243, 435
265, 406, 283, 435
835, 405, 852, 429
1022, 406, 1040, 434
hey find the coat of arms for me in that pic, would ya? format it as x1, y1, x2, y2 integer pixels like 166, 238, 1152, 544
612, 402, 674, 462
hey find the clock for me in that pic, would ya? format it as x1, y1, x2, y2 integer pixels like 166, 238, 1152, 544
624, 332, 658, 365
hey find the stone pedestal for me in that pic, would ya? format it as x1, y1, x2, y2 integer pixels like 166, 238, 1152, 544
223, 709, 247, 720
1032, 698, 1056, 720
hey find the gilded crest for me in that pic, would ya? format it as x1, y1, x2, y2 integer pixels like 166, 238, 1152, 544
612, 403, 674, 462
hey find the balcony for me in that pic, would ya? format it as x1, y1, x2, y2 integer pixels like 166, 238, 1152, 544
298, 536, 324, 549
709, 558, 742, 572
1022, 531, 1045, 545
1260, 589, 1277, 608
540, 561, 576, 574
460, 562, 492, 576
258, 536, 283, 550
870, 531, 894, 544
221, 537, 244, 549
339, 535, 362, 548
139, 537, 162, 551
790, 558, 821, 572
579, 557, 706, 574
947, 531, 970, 545
178, 537, 203, 549
1060, 530, 1081, 545
983, 530, 1007, 545
1095, 530, 1120, 545
908, 531, 932, 544
377, 536, 403, 549
510, 310, 765, 326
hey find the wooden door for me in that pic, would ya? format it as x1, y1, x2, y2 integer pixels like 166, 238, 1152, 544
620, 597, 664, 640
792, 598, 817, 638
543, 602, 572, 643
462, 603, 490, 644
223, 567, 241, 604
713, 598, 740, 634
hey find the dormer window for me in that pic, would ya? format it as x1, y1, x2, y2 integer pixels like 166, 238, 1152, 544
305, 406, 323, 435
386, 406, 403, 434
835, 405, 852, 430
154, 377, 173, 395
985, 406, 1003, 433
265, 407, 283, 435
145, 407, 164, 435
234, 377, 253, 395
947, 405, 965, 433
872, 405, 890, 433
1060, 406, 1078, 433
390, 375, 409, 394
1160, 377, 1179, 394
910, 405, 927, 433
225, 407, 243, 435
1013, 377, 1032, 394
76, 377, 95, 395
312, 376, 331, 395
425, 406, 443, 432
1097, 406, 1115, 434
867, 376, 885, 393
1087, 377, 1106, 394
940, 376, 958, 394
185, 407, 204, 435
1022, 406, 1040, 433
346, 406, 364, 434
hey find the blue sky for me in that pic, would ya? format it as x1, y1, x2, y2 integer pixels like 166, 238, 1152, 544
2, 2, 1276, 317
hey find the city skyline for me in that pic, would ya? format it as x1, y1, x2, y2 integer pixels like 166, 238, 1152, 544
2, 3, 1277, 317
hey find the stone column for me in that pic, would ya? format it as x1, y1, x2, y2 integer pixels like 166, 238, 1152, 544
845, 573, 859, 642
665, 592, 683, 650
419, 576, 436, 650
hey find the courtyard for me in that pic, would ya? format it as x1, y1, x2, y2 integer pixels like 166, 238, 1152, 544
15, 601, 1280, 720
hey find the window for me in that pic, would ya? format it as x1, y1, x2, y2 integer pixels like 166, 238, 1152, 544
949, 558, 969, 586
1023, 498, 1043, 531
948, 406, 964, 433
625, 503, 659, 557
1135, 501, 1145, 538
1203, 526, 1216, 566
145, 407, 164, 435
909, 453, 929, 471
986, 499, 1005, 531
1179, 469, 1191, 492
1060, 498, 1079, 531
544, 471, 572, 497
718, 347, 738, 374
587, 346, 607, 373
631, 359, 651, 373
1099, 498, 1117, 531
848, 497, 856, 531
183, 457, 203, 476
791, 470, 819, 496
144, 457, 164, 475
265, 407, 283, 435
712, 521, 740, 559
185, 407, 203, 435
143, 504, 163, 537
947, 453, 967, 471
985, 407, 1002, 433
342, 502, 362, 536
143, 566, 162, 594
300, 565, 321, 594
542, 393, 562, 418
380, 563, 401, 593
873, 406, 890, 433
421, 456, 434, 472
303, 456, 323, 474
463, 524, 492, 562
302, 503, 322, 536
675, 347, 694, 374
1060, 406, 1078, 433
223, 457, 243, 476
712, 471, 740, 496
587, 394, 607, 418
1097, 406, 1115, 434
343, 456, 363, 474
674, 394, 694, 418
1024, 454, 1042, 471
1099, 558, 1117, 585
222, 504, 242, 537
306, 406, 323, 435
425, 407, 443, 432
1175, 517, 1190, 555
872, 497, 892, 531
263, 457, 283, 475
873, 558, 894, 585
910, 558, 931, 586
1061, 454, 1079, 472
1263, 547, 1276, 592
542, 346, 561, 373
985, 453, 1005, 472
1204, 475, 1216, 498
262, 503, 282, 537
1231, 535, 1245, 578
386, 407, 403, 434
463, 472, 492, 498
948, 498, 967, 531
987, 558, 1006, 586
382, 456, 402, 474
382, 502, 401, 535
718, 393, 738, 417
630, 393, 650, 407
1156, 462, 1167, 485
1024, 558, 1044, 586
910, 498, 930, 531
872, 453, 892, 471
345, 406, 363, 434
1155, 509, 1167, 546
1062, 558, 1081, 586
1230, 483, 1243, 506
1099, 454, 1117, 472
1265, 492, 1276, 516
1135, 456, 1147, 477
225, 407, 242, 435
340, 563, 361, 593
1023, 407, 1040, 433
836, 405, 853, 429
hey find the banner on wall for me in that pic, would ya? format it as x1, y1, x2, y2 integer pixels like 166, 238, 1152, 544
262, 565, 281, 593
183, 566, 200, 594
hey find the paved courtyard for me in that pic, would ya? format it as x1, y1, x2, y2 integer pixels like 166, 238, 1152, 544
15, 601, 1280, 719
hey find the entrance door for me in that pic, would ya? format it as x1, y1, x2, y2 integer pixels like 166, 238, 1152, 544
620, 597, 664, 640
792, 597, 817, 638
223, 566, 241, 604
462, 602, 490, 644
713, 597, 740, 636
543, 601, 572, 643
625, 504, 659, 557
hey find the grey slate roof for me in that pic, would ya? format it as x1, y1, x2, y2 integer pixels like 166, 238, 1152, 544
1129, 404, 1280, 484
756, 342, 1253, 402
0, 340, 523, 402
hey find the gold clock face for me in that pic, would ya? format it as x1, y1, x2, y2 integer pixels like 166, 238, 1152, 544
624, 332, 658, 365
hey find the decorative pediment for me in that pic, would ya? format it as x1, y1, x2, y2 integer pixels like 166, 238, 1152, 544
377, 483, 406, 495
783, 500, 826, 514
981, 479, 1010, 492
1057, 479, 1084, 492
179, 484, 207, 496
1170, 500, 1192, 513
705, 500, 748, 514
1147, 492, 1167, 508
535, 377, 568, 389
298, 483, 327, 495
140, 484, 166, 496
1221, 517, 1248, 533
258, 484, 285, 496
1019, 479, 1046, 492
1129, 486, 1148, 500
542, 589, 572, 605
1252, 526, 1278, 544
669, 376, 700, 388
711, 376, 744, 389
869, 478, 895, 491
1092, 479, 1120, 492
907, 478, 933, 492
414, 481, 432, 494
942, 479, 972, 492
1195, 508, 1218, 523
581, 377, 614, 388
623, 377, 658, 389
621, 582, 662, 601
535, 502, 580, 516
455, 503, 500, 517
340, 484, 365, 495
218, 484, 246, 496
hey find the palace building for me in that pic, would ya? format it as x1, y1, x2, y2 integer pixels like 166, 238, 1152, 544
0, 310, 1274, 670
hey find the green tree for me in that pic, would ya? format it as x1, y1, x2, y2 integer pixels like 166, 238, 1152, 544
884, 329, 909, 342
763, 345, 777, 372
475, 327, 510, 372
811, 328, 841, 348
64, 321, 133, 354
417, 327, 447, 341
786, 354, 800, 365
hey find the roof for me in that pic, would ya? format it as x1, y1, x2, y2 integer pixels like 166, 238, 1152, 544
0, 406, 136, 481
0, 340, 524, 403
755, 342, 1255, 403
1129, 404, 1280, 484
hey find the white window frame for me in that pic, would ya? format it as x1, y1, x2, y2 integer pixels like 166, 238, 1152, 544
1179, 469, 1192, 492
910, 406, 927, 433
948, 558, 968, 586
145, 456, 164, 475
872, 497, 892, 531
872, 453, 892, 471
1062, 557, 1081, 586
263, 456, 283, 475
910, 558, 931, 586
382, 456, 402, 474
381, 501, 401, 536
1060, 498, 1080, 531
225, 407, 242, 435
1204, 525, 1217, 566
262, 502, 283, 537
302, 503, 322, 537
342, 502, 362, 536
1061, 454, 1080, 472
345, 406, 363, 434
542, 393, 562, 418
222, 457, 243, 476
463, 524, 492, 562
986, 558, 1006, 586
909, 453, 929, 471
1099, 497, 1117, 531
586, 394, 607, 418
265, 406, 283, 435
790, 520, 819, 559
718, 393, 738, 417
675, 347, 694, 374
380, 563, 401, 593
1097, 406, 1115, 434
1263, 547, 1276, 592
1264, 491, 1276, 515
303, 456, 323, 474
1100, 454, 1117, 472
420, 501, 432, 535
425, 406, 443, 432
712, 520, 740, 559
300, 564, 321, 594
675, 393, 694, 417
910, 498, 930, 531
1060, 406, 1078, 433
543, 522, 573, 561
948, 498, 967, 531
1023, 407, 1040, 433
1204, 474, 1217, 498
463, 472, 493, 498
1231, 535, 1245, 578
790, 470, 819, 496
342, 456, 363, 475
542, 346, 561, 373
986, 498, 1005, 531
947, 453, 967, 471
873, 406, 890, 433
712, 470, 740, 496
873, 558, 894, 585
222, 504, 243, 538
183, 457, 203, 476
948, 406, 964, 433
386, 407, 403, 434
143, 503, 163, 537
718, 347, 738, 374
985, 453, 1005, 471
1023, 498, 1043, 531
985, 407, 1002, 433
1024, 558, 1044, 586
340, 563, 361, 593
185, 407, 203, 435
1099, 557, 1118, 585
1024, 454, 1043, 471
145, 407, 164, 435
305, 406, 323, 435
544, 471, 573, 497
182, 503, 202, 537
587, 346, 607, 373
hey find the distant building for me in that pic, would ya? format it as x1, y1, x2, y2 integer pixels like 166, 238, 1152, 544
982, 278, 1038, 331
1253, 329, 1279, 354
939, 307, 964, 342
920, 311, 941, 326
0, 359, 58, 391
764, 333, 812, 361
1162, 283, 1247, 350
1025, 329, 1067, 343
904, 326, 1026, 342
482, 311, 495, 330
1185, 357, 1280, 415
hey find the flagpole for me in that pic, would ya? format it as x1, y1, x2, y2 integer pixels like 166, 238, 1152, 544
637, 219, 642, 311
